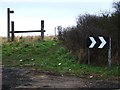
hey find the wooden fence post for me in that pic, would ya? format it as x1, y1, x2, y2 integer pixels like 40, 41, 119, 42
7, 8, 14, 42
7, 8, 10, 42
41, 20, 44, 41
11, 21, 14, 41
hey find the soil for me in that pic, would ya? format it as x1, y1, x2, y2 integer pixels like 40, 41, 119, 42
1, 67, 120, 90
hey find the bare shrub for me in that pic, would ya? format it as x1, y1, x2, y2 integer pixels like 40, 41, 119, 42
58, 1, 119, 66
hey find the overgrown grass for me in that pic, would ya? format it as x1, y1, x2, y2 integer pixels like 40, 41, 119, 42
2, 39, 120, 78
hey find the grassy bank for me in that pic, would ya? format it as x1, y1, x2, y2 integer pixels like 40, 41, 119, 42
2, 39, 119, 79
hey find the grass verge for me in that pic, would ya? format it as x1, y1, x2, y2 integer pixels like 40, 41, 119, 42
2, 40, 120, 79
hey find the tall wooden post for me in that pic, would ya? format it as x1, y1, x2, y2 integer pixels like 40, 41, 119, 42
7, 8, 10, 42
88, 48, 90, 64
108, 37, 112, 68
41, 20, 44, 41
11, 21, 14, 41
7, 8, 14, 42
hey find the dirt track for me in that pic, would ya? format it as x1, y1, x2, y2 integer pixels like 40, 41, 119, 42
2, 67, 120, 89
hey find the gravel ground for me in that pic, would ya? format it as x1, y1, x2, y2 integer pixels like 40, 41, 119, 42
2, 67, 120, 90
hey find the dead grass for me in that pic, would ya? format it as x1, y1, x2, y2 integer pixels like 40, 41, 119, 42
1, 35, 58, 44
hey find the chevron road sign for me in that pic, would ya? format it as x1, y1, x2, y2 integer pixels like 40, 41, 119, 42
87, 36, 109, 49
87, 36, 111, 68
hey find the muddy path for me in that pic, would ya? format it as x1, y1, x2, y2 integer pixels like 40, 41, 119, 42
2, 67, 120, 90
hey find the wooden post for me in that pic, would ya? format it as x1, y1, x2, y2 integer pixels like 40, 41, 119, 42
11, 21, 14, 41
88, 48, 90, 64
7, 8, 10, 42
7, 8, 14, 42
41, 20, 44, 41
108, 37, 112, 68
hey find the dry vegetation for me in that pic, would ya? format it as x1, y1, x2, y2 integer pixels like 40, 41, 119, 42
1, 35, 57, 44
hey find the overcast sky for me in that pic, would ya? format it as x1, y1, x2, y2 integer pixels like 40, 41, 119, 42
0, 0, 116, 36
